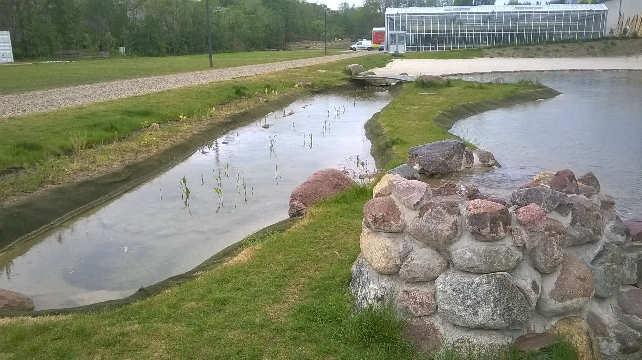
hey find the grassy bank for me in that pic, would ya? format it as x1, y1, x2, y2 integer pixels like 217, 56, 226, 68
0, 54, 388, 206
367, 80, 559, 170
0, 187, 574, 360
0, 50, 343, 94
0, 187, 415, 359
402, 38, 642, 59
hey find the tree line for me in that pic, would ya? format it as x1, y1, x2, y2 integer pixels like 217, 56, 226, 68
0, 0, 495, 59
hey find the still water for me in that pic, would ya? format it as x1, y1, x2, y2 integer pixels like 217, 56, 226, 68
452, 71, 642, 220
0, 91, 391, 310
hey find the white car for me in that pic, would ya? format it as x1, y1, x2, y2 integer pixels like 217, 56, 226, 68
350, 40, 373, 51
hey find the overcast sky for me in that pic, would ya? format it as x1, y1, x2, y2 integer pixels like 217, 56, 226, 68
308, 0, 364, 10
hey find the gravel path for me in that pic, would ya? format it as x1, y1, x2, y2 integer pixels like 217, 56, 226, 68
0, 52, 367, 119
373, 56, 642, 77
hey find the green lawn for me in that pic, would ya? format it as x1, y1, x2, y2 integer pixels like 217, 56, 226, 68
0, 187, 415, 359
367, 80, 559, 169
0, 50, 342, 94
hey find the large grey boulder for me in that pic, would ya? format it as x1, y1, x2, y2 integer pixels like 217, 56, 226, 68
590, 243, 628, 298
511, 186, 570, 215
360, 227, 409, 275
408, 200, 461, 250
466, 199, 511, 241
435, 271, 532, 330
399, 246, 447, 282
350, 256, 398, 310
363, 196, 405, 233
0, 289, 34, 312
408, 140, 466, 176
288, 168, 354, 217
450, 245, 522, 274
538, 255, 594, 317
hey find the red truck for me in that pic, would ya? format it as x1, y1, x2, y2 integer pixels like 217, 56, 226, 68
372, 27, 385, 51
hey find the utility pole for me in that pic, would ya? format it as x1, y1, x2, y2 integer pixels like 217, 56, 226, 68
206, 0, 213, 67
324, 5, 327, 56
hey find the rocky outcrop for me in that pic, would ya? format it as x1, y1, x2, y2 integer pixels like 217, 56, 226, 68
0, 289, 34, 312
406, 140, 499, 177
350, 169, 642, 358
288, 168, 353, 217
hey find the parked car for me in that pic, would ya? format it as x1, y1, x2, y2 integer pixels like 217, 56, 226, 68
350, 40, 373, 51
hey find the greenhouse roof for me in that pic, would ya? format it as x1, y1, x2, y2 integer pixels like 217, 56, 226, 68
386, 4, 608, 15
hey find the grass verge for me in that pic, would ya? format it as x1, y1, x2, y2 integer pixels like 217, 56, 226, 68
0, 54, 389, 207
366, 80, 559, 170
0, 187, 417, 359
0, 50, 343, 94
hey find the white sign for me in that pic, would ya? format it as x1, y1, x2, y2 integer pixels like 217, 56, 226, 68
0, 31, 15, 64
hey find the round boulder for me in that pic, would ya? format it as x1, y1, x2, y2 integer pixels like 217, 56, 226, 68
0, 288, 34, 312
435, 271, 532, 330
396, 284, 437, 317
399, 246, 447, 282
531, 236, 564, 274
475, 149, 499, 167
390, 176, 432, 210
407, 140, 466, 176
516, 203, 548, 231
387, 163, 420, 180
450, 245, 522, 274
566, 195, 604, 246
360, 227, 408, 275
408, 200, 461, 250
466, 199, 511, 241
345, 63, 365, 76
538, 255, 594, 317
350, 256, 398, 310
549, 169, 580, 194
363, 196, 405, 233
373, 174, 394, 198
288, 168, 353, 217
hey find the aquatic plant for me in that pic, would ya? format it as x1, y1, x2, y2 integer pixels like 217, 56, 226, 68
179, 176, 191, 209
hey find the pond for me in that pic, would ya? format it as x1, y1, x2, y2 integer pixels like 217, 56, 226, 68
0, 91, 392, 310
451, 70, 642, 220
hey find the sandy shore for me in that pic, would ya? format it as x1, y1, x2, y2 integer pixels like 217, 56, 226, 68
373, 56, 642, 77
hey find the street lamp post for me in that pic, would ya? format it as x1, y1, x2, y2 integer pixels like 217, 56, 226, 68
206, 0, 213, 67
324, 6, 327, 56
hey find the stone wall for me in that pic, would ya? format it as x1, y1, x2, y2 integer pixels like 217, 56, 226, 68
350, 141, 642, 358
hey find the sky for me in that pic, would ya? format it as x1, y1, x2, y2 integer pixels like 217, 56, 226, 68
308, 0, 364, 10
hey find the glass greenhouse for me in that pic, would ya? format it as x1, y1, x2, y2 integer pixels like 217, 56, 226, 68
385, 4, 608, 53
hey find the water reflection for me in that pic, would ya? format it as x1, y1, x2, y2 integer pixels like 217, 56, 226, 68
0, 91, 391, 310
451, 71, 642, 219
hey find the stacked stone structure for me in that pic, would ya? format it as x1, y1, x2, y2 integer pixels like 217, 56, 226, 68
351, 140, 642, 358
